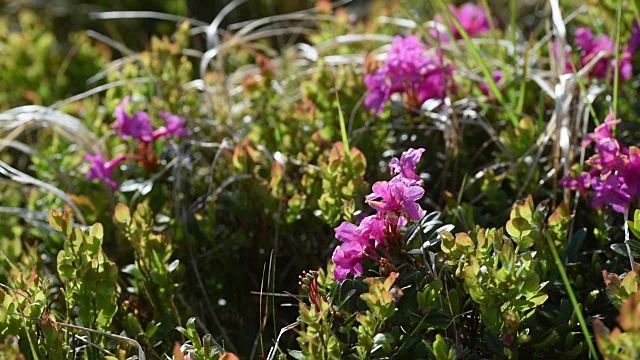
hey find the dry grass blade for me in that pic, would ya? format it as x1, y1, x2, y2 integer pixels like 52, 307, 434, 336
0, 160, 86, 224
266, 321, 300, 360
86, 30, 136, 56
0, 106, 99, 154
89, 11, 209, 27
48, 78, 153, 110
225, 0, 352, 31
206, 0, 248, 49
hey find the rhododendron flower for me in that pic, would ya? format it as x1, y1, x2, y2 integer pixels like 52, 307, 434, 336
589, 138, 625, 173
359, 214, 393, 248
563, 27, 636, 82
153, 111, 189, 139
432, 3, 496, 42
364, 36, 454, 115
85, 154, 126, 190
332, 147, 426, 281
560, 171, 592, 196
335, 221, 371, 248
621, 147, 640, 198
366, 178, 426, 221
113, 97, 154, 142
332, 241, 365, 281
561, 111, 639, 213
590, 175, 632, 213
389, 148, 425, 182
576, 29, 629, 80
582, 112, 620, 147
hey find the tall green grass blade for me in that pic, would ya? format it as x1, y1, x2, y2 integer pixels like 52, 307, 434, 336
569, 62, 600, 126
335, 81, 351, 158
439, 0, 519, 127
537, 91, 545, 135
546, 234, 598, 359
516, 38, 533, 114
612, 0, 622, 118
510, 0, 517, 51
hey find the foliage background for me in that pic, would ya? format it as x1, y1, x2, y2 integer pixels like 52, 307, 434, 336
3, 0, 640, 359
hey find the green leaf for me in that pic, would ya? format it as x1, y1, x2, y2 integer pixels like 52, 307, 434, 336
611, 240, 640, 259
288, 350, 305, 360
48, 209, 65, 232
506, 217, 532, 242
114, 203, 131, 224
433, 334, 449, 360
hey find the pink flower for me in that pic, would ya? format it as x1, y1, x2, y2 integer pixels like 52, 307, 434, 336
620, 147, 640, 198
589, 138, 625, 174
366, 177, 425, 221
566, 28, 634, 82
389, 148, 425, 182
560, 171, 593, 196
332, 242, 365, 281
113, 97, 154, 142
85, 154, 126, 190
331, 148, 427, 282
432, 3, 496, 42
591, 174, 632, 213
359, 214, 388, 248
562, 112, 639, 213
582, 111, 620, 147
364, 36, 454, 115
335, 221, 371, 248
449, 3, 494, 38
153, 111, 189, 139
335, 213, 393, 250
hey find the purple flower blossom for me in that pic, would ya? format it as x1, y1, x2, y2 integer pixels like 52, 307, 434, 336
565, 28, 635, 82
366, 177, 426, 221
562, 112, 640, 213
335, 221, 371, 248
449, 3, 494, 38
621, 147, 640, 198
560, 171, 592, 196
389, 148, 425, 182
591, 174, 632, 213
153, 111, 189, 139
331, 147, 427, 281
364, 36, 454, 115
113, 97, 154, 142
85, 154, 126, 190
582, 111, 620, 147
589, 138, 625, 174
359, 214, 388, 248
332, 241, 366, 281
432, 3, 496, 42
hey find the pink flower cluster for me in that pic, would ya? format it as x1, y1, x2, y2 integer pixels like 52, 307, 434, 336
113, 97, 188, 142
561, 111, 640, 213
560, 24, 640, 81
332, 148, 426, 281
85, 154, 126, 190
85, 97, 189, 190
432, 2, 496, 42
364, 36, 455, 115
